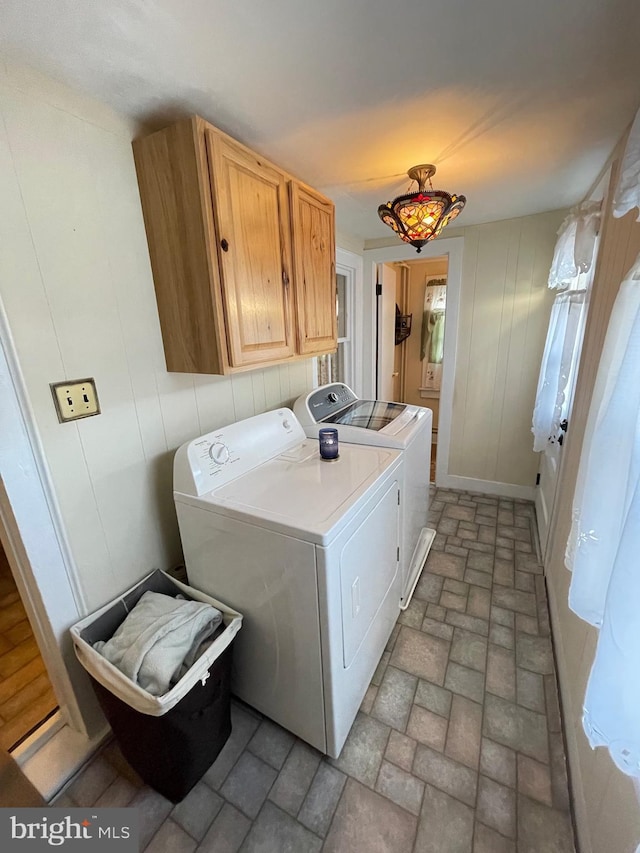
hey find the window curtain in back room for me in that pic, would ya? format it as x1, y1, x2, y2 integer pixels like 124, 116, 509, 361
420, 278, 446, 392
531, 202, 600, 451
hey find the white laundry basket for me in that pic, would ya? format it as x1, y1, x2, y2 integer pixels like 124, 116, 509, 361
70, 569, 242, 802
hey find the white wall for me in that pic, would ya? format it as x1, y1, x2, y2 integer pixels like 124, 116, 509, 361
450, 211, 563, 488
335, 229, 364, 257
0, 58, 315, 615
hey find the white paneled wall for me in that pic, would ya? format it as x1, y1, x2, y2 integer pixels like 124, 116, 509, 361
0, 60, 315, 612
449, 211, 564, 488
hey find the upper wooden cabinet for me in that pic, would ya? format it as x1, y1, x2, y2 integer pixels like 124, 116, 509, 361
133, 115, 336, 374
290, 183, 337, 355
205, 131, 295, 368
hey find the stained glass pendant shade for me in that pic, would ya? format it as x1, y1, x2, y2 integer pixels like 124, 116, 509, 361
378, 165, 466, 253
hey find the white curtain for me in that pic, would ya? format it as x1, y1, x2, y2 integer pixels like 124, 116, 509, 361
547, 202, 600, 290
565, 252, 640, 776
574, 202, 601, 272
420, 279, 447, 392
613, 108, 640, 221
548, 217, 579, 289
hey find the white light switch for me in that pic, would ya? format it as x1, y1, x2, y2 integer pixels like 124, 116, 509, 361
51, 378, 100, 423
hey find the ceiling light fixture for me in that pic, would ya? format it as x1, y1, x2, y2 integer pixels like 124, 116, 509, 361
378, 164, 466, 253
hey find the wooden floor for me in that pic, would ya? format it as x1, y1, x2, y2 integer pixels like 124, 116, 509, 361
0, 546, 57, 751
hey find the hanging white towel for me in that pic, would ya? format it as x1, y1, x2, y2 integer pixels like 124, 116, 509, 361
566, 251, 640, 776
566, 257, 640, 622
582, 480, 640, 774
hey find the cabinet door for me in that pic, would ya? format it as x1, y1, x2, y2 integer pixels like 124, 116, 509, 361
133, 117, 227, 374
290, 183, 337, 355
206, 131, 295, 368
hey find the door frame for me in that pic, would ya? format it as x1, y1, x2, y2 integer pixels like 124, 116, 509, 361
363, 236, 463, 485
375, 262, 398, 400
335, 247, 361, 391
0, 300, 103, 743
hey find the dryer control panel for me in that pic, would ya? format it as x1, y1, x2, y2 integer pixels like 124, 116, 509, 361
303, 383, 357, 422
173, 408, 306, 496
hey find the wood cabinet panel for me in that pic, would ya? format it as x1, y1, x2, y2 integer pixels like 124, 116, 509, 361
134, 115, 336, 374
133, 117, 225, 373
290, 183, 337, 355
206, 132, 295, 367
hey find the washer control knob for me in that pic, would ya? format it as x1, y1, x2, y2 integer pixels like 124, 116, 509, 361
328, 392, 338, 403
282, 419, 291, 430
209, 442, 230, 465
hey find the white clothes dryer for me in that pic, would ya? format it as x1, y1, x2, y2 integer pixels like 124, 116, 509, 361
294, 383, 434, 609
173, 408, 403, 757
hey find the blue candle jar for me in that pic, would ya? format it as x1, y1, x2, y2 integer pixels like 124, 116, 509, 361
319, 427, 339, 460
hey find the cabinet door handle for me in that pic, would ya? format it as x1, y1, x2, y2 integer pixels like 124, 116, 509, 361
220, 238, 229, 252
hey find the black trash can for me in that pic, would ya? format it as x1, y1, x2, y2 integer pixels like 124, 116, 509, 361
70, 570, 242, 802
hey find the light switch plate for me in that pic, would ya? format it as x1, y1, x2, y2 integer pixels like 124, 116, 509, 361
50, 378, 101, 423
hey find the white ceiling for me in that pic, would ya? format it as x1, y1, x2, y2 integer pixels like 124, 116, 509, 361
2, 0, 639, 241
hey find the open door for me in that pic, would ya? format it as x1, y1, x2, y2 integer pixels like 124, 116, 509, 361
535, 286, 590, 557
536, 430, 564, 555
534, 193, 605, 558
376, 263, 397, 400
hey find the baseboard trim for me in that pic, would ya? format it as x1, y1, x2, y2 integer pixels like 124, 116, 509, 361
436, 474, 536, 501
545, 575, 591, 853
15, 717, 110, 802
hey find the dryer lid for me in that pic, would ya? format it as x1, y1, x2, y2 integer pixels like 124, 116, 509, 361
293, 383, 423, 438
177, 440, 402, 545
322, 399, 407, 431
174, 408, 306, 497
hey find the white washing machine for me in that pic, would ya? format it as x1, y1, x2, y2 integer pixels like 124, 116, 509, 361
173, 408, 403, 757
294, 383, 434, 609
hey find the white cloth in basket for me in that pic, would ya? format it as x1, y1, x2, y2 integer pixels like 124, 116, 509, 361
94, 591, 222, 696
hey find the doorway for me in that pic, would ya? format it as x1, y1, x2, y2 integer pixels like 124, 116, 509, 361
365, 236, 462, 486
0, 540, 58, 751
0, 300, 105, 752
375, 257, 449, 481
397, 256, 448, 481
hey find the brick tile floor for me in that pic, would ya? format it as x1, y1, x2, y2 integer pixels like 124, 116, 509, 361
54, 488, 575, 852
